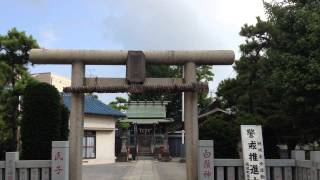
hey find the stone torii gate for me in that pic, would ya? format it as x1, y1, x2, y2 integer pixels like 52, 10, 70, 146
29, 49, 234, 180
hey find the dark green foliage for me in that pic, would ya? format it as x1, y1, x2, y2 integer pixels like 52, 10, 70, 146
217, 0, 320, 152
0, 28, 38, 159
262, 125, 280, 159
59, 105, 70, 141
109, 97, 130, 132
109, 96, 128, 111
21, 82, 68, 160
199, 115, 239, 158
264, 0, 320, 149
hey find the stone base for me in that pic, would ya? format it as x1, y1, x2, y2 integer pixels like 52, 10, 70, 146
179, 158, 186, 163
116, 152, 128, 162
159, 152, 171, 162
83, 158, 115, 165
136, 156, 155, 160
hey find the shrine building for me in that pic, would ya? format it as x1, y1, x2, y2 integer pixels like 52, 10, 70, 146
119, 101, 174, 159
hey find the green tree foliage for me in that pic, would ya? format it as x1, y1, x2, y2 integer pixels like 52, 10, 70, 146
60, 104, 70, 141
217, 0, 320, 152
21, 82, 68, 160
199, 114, 239, 158
0, 28, 38, 157
109, 96, 130, 131
109, 96, 128, 112
264, 0, 320, 150
218, 17, 273, 115
197, 65, 214, 110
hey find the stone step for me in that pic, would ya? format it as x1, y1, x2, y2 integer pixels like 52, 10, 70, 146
136, 156, 156, 160
137, 152, 155, 156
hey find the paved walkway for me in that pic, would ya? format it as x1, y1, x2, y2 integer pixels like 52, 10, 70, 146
83, 160, 186, 180
83, 162, 132, 180
123, 160, 160, 180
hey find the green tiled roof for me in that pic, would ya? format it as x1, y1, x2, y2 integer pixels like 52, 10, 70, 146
126, 102, 167, 118
124, 101, 172, 124
121, 118, 173, 124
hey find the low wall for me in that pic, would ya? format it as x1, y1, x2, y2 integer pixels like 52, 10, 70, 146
213, 150, 320, 180
1, 148, 320, 180
0, 141, 68, 180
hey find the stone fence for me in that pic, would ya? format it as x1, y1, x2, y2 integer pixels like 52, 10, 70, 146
0, 141, 68, 180
214, 150, 320, 180
0, 145, 319, 180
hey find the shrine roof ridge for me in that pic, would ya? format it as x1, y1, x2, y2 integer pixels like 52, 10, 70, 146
128, 101, 170, 105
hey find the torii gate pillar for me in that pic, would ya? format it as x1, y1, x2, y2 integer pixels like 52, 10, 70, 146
69, 62, 85, 180
184, 62, 199, 180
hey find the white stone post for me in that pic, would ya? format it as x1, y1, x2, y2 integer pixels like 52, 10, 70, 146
118, 130, 128, 162
5, 152, 18, 180
69, 62, 85, 180
120, 135, 128, 153
291, 150, 305, 160
52, 141, 69, 180
198, 140, 214, 180
310, 151, 320, 162
163, 128, 169, 152
310, 151, 320, 180
184, 62, 199, 180
291, 150, 305, 180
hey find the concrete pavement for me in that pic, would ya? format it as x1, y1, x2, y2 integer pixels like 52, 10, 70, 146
83, 162, 132, 180
123, 160, 160, 180
83, 160, 186, 180
153, 160, 186, 180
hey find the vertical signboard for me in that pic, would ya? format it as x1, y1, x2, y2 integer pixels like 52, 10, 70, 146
52, 141, 69, 180
241, 125, 266, 180
198, 140, 214, 180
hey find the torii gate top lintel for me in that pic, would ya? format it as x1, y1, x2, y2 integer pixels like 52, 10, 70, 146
29, 49, 235, 94
29, 49, 235, 65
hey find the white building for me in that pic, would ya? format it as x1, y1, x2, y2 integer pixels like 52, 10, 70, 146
32, 72, 71, 92
33, 72, 125, 164
63, 94, 125, 164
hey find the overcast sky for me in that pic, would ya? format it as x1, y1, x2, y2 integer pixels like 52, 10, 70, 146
1, 0, 266, 103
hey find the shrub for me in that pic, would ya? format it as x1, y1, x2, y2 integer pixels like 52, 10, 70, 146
21, 82, 68, 160
199, 115, 239, 158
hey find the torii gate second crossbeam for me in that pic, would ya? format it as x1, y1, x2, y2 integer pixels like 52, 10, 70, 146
29, 49, 235, 180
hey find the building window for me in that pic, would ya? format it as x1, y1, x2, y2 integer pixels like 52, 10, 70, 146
83, 131, 96, 159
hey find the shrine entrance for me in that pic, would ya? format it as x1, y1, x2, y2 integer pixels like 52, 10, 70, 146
122, 100, 173, 158
138, 133, 152, 153
137, 124, 154, 154
29, 49, 234, 180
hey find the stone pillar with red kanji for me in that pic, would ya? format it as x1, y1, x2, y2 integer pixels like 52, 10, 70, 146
198, 140, 214, 180
52, 141, 69, 180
